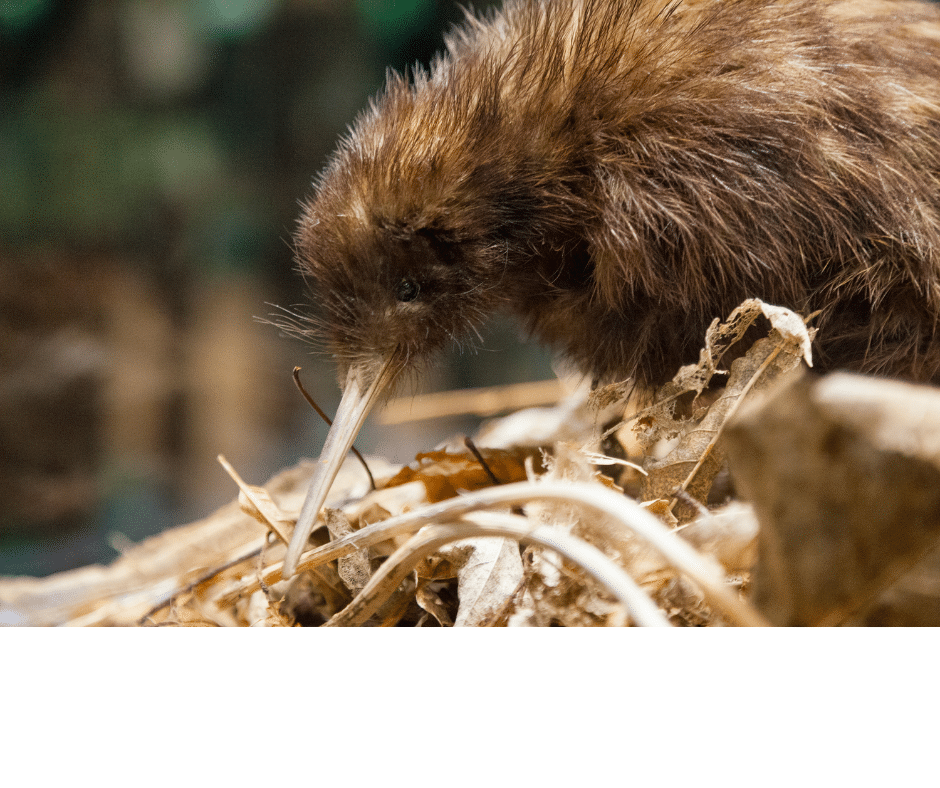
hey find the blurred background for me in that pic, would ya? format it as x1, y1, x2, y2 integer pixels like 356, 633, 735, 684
0, 0, 556, 576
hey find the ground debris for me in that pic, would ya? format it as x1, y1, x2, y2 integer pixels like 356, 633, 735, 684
4, 301, 935, 626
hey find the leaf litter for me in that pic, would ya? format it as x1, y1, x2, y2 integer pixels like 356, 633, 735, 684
4, 298, 940, 625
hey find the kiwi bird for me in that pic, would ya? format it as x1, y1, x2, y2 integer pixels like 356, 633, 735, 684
282, 0, 940, 577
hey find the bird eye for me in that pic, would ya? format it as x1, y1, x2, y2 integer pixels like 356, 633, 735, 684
395, 278, 421, 302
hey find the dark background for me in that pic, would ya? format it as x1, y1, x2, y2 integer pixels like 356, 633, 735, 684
0, 0, 555, 576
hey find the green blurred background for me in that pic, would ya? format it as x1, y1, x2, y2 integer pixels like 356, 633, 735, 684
0, 0, 555, 577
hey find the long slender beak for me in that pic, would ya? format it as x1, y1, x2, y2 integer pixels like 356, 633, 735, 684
282, 356, 398, 578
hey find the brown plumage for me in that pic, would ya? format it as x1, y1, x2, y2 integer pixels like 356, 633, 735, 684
283, 0, 940, 575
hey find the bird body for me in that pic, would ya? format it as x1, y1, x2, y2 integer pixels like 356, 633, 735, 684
284, 0, 940, 576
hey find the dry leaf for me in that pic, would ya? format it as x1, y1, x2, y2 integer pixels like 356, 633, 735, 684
635, 299, 814, 453
679, 502, 759, 574
642, 499, 679, 528
237, 486, 295, 546
642, 312, 810, 518
415, 579, 454, 626
756, 301, 814, 365
727, 372, 940, 626
413, 530, 525, 627
449, 537, 524, 627
857, 545, 940, 626
324, 508, 371, 594
383, 447, 540, 502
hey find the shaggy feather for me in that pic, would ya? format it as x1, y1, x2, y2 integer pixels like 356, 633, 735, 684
295, 0, 940, 390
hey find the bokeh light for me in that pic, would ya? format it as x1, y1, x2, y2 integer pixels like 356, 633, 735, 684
0, 0, 53, 34
197, 0, 278, 38
355, 0, 433, 38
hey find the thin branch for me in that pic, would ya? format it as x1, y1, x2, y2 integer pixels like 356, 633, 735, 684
464, 436, 502, 485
